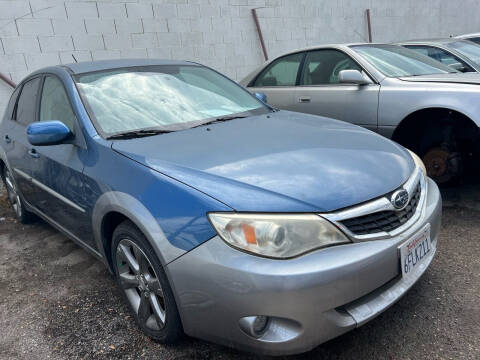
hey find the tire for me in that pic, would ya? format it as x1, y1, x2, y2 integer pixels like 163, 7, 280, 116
111, 220, 183, 343
2, 167, 35, 224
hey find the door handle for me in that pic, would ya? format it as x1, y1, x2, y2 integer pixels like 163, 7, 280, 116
28, 149, 39, 158
4, 135, 11, 143
298, 97, 311, 103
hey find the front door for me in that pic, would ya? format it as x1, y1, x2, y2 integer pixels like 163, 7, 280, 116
291, 49, 380, 130
29, 75, 92, 245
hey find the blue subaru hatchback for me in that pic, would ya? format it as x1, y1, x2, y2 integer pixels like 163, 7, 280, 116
0, 59, 441, 355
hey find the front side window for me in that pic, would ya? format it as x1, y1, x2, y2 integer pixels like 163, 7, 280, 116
351, 44, 457, 77
253, 53, 303, 87
75, 65, 267, 136
446, 41, 480, 66
40, 76, 77, 132
301, 50, 363, 85
404, 45, 474, 72
16, 77, 41, 126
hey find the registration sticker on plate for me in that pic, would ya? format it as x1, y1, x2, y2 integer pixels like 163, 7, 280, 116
400, 224, 432, 277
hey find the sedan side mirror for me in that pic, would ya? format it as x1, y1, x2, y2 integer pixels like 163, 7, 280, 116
254, 92, 268, 104
338, 70, 372, 85
27, 121, 72, 146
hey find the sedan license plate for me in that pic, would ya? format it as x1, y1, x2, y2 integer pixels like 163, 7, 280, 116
400, 224, 432, 278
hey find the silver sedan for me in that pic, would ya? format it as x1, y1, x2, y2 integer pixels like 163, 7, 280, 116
397, 38, 480, 73
241, 43, 480, 184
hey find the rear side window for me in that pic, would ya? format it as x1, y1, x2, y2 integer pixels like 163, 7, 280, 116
16, 77, 41, 126
253, 53, 303, 87
40, 76, 76, 132
4, 85, 21, 120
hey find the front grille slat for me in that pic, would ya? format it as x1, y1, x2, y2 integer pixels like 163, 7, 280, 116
340, 183, 421, 236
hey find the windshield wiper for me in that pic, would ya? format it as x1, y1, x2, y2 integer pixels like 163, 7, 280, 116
192, 115, 248, 129
107, 129, 173, 140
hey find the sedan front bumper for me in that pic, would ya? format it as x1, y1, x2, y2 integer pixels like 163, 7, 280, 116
166, 178, 442, 356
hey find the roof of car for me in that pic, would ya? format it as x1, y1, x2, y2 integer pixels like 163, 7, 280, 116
397, 38, 465, 45
455, 33, 480, 39
276, 43, 398, 56
62, 58, 196, 74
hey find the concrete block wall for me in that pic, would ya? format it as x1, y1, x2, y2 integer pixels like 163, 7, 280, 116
0, 0, 479, 113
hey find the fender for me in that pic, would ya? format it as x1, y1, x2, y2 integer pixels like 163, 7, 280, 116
92, 191, 187, 267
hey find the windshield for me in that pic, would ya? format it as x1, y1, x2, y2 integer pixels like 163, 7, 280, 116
75, 65, 268, 136
446, 41, 480, 65
351, 44, 457, 77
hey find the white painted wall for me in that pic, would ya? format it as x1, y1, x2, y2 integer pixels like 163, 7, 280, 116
0, 0, 479, 114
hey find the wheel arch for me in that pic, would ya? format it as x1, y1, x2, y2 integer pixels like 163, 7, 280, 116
93, 191, 186, 272
391, 107, 479, 153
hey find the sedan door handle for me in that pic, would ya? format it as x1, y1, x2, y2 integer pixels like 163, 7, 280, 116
298, 97, 311, 103
4, 135, 11, 143
28, 149, 39, 158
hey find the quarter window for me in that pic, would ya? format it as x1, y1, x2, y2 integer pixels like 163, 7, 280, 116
253, 53, 303, 87
40, 76, 76, 132
301, 50, 363, 85
15, 77, 41, 126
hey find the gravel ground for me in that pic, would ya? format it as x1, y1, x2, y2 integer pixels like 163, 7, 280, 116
0, 184, 479, 360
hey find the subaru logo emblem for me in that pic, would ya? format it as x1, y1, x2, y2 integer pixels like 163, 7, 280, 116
391, 189, 409, 210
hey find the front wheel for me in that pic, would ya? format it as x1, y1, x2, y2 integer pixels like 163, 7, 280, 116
112, 220, 183, 343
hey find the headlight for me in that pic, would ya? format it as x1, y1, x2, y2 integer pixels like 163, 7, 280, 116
208, 213, 351, 258
407, 149, 427, 178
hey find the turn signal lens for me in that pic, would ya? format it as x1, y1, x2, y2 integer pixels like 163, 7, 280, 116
208, 213, 350, 258
407, 149, 427, 178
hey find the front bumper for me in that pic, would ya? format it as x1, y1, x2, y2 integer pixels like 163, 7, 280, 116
166, 178, 442, 356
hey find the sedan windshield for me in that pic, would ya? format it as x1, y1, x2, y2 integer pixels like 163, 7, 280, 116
75, 65, 268, 136
446, 41, 480, 65
351, 44, 457, 77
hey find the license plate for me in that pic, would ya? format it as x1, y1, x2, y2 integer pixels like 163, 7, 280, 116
400, 224, 432, 278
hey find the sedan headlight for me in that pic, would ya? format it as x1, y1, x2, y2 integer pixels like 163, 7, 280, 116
208, 213, 351, 258
407, 149, 427, 178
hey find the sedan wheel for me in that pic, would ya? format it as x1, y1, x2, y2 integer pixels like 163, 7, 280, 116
3, 168, 34, 223
4, 168, 22, 218
116, 239, 166, 331
112, 220, 183, 343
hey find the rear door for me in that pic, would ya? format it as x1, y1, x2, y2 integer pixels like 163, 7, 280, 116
4, 76, 42, 204
292, 49, 380, 130
247, 52, 304, 110
29, 75, 91, 244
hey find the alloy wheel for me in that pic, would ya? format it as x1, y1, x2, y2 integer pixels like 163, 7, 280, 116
4, 169, 22, 218
116, 239, 166, 331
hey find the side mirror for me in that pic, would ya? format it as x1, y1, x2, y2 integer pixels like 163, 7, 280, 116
338, 70, 372, 85
27, 121, 72, 146
254, 92, 268, 104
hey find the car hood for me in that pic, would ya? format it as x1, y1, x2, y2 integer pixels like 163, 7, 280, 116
112, 111, 414, 212
399, 72, 480, 85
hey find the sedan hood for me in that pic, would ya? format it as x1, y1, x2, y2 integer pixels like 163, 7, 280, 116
112, 111, 414, 212
399, 72, 480, 85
